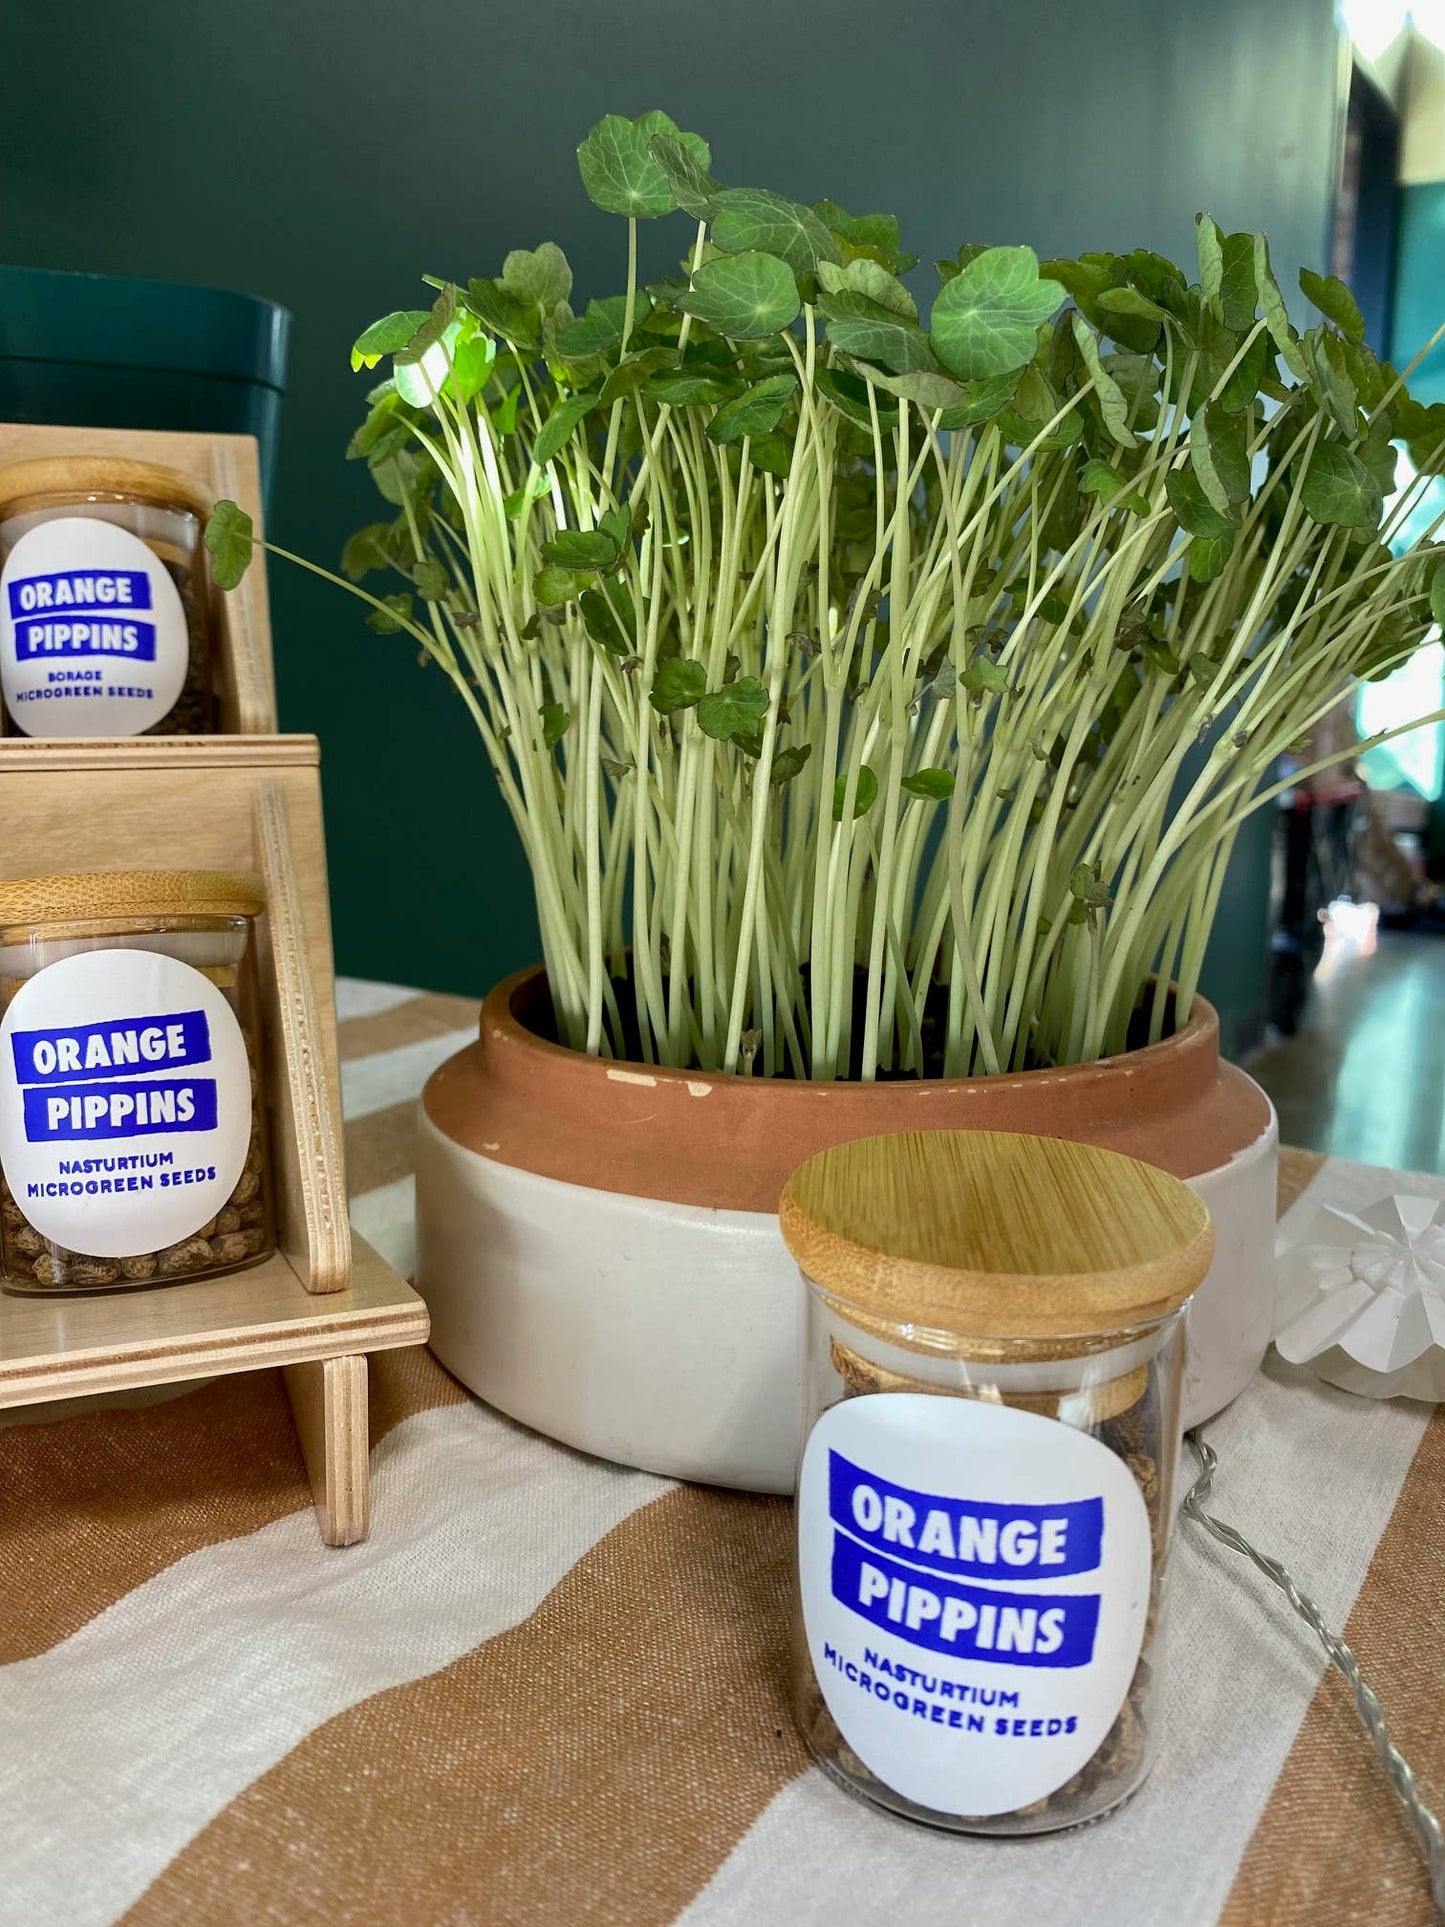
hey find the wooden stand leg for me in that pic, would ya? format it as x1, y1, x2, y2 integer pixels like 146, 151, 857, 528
283, 1355, 370, 1547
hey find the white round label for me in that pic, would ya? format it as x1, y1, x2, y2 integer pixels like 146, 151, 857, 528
0, 518, 190, 736
798, 1392, 1153, 1817
0, 950, 251, 1256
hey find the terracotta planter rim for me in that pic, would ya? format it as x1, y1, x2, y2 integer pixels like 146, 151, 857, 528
479, 961, 1221, 1095
421, 960, 1272, 1212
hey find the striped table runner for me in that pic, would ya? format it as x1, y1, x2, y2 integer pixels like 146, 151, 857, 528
0, 977, 1441, 1926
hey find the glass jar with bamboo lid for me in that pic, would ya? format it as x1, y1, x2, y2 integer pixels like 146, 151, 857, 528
0, 870, 275, 1294
0, 457, 218, 738
780, 1128, 1213, 1834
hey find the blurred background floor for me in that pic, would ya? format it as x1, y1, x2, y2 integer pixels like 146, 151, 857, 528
1247, 913, 1445, 1174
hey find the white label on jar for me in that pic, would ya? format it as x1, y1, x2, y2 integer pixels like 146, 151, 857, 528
0, 518, 190, 736
797, 1392, 1153, 1818
0, 950, 251, 1257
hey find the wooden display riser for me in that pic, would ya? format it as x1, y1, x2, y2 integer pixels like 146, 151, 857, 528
0, 730, 431, 1546
0, 1233, 428, 1545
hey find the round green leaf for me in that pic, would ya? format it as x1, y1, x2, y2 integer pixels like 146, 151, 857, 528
580, 579, 638, 655
1189, 527, 1235, 582
502, 243, 573, 313
706, 373, 797, 445
901, 767, 955, 800
350, 311, 430, 372
1300, 267, 1365, 347
817, 258, 917, 321
697, 675, 770, 744
648, 130, 720, 219
649, 657, 707, 715
676, 253, 801, 340
769, 743, 812, 787
930, 248, 1065, 381
204, 500, 254, 590
709, 187, 841, 278
577, 111, 698, 219
1166, 465, 1234, 539
832, 765, 879, 821
555, 297, 630, 358
822, 293, 937, 376
532, 391, 601, 468
365, 591, 414, 635
540, 528, 620, 571
1215, 232, 1258, 333
533, 565, 588, 607
1299, 442, 1383, 530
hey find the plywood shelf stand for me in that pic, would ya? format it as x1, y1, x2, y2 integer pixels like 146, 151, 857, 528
0, 421, 431, 1543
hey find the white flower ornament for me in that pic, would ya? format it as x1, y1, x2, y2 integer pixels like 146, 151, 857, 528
1275, 1194, 1445, 1401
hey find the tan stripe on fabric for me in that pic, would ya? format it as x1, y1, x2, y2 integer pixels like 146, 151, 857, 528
1276, 1145, 1326, 1217
335, 992, 479, 1063
344, 1099, 420, 1199
120, 1151, 1335, 1925
1222, 1404, 1445, 1926
124, 1484, 806, 1927
0, 1348, 467, 1663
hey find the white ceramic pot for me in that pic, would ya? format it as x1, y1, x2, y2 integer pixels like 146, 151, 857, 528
415, 968, 1279, 1492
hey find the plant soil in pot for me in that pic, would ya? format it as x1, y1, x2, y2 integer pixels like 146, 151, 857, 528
416, 966, 1274, 1490
208, 111, 1442, 1488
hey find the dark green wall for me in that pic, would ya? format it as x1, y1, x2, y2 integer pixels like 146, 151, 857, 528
2, 0, 1340, 1001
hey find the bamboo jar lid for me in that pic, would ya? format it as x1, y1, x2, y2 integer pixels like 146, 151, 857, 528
779, 1129, 1214, 1343
0, 871, 266, 931
0, 457, 212, 523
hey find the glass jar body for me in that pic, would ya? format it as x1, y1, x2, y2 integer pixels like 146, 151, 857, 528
792, 1285, 1185, 1835
0, 914, 274, 1293
0, 488, 215, 736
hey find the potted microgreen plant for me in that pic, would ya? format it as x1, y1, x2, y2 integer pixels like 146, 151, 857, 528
210, 111, 1445, 1488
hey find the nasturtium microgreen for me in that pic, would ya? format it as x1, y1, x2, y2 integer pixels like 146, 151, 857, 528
1189, 403, 1250, 516
901, 768, 955, 800
350, 311, 430, 372
648, 130, 721, 218
540, 529, 620, 571
709, 188, 841, 279
503, 243, 573, 314
577, 111, 704, 219
556, 297, 631, 358
203, 499, 253, 590
676, 251, 801, 339
1298, 442, 1383, 530
649, 657, 706, 715
533, 391, 601, 466
706, 373, 796, 444
930, 248, 1066, 381
833, 766, 879, 821
580, 579, 637, 654
365, 591, 413, 635
212, 108, 1445, 1083
818, 258, 917, 321
697, 675, 770, 750
533, 565, 588, 607
822, 294, 937, 375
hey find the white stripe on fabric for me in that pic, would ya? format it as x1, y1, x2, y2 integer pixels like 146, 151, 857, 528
681, 1158, 1442, 1927
349, 1174, 417, 1280
333, 977, 424, 1021
339, 1029, 476, 1123
0, 1401, 669, 1927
